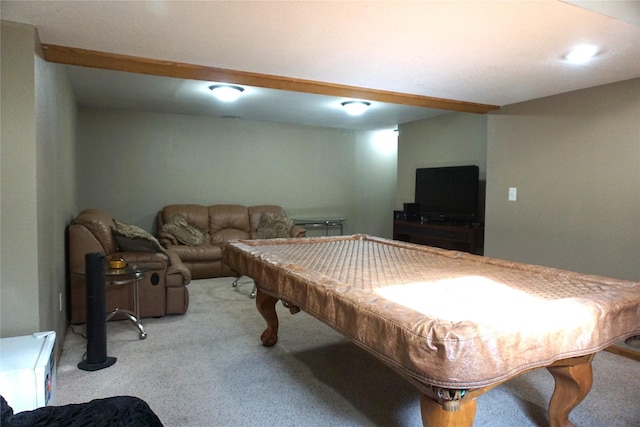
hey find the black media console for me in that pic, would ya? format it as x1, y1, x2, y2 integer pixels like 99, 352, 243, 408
393, 219, 484, 255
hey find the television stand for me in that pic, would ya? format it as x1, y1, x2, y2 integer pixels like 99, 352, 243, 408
393, 219, 484, 255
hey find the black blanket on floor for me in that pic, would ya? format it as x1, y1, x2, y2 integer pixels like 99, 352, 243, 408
1, 395, 163, 427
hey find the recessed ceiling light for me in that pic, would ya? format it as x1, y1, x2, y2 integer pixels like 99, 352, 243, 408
209, 85, 245, 102
564, 45, 599, 64
341, 101, 371, 116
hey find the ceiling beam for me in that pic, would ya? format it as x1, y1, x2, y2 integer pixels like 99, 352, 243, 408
41, 44, 499, 114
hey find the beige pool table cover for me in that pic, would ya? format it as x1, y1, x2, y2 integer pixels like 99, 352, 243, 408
224, 235, 640, 389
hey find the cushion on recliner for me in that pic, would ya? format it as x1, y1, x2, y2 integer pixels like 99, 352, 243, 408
162, 204, 210, 234
255, 212, 295, 239
162, 214, 205, 245
248, 205, 287, 238
113, 220, 167, 254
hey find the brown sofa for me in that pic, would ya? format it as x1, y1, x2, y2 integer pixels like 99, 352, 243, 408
68, 209, 191, 324
156, 204, 305, 279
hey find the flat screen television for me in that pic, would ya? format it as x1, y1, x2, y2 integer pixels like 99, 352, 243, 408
415, 165, 479, 224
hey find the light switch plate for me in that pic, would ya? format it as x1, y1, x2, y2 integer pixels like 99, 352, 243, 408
508, 187, 517, 201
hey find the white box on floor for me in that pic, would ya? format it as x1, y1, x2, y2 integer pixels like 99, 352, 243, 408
0, 331, 56, 413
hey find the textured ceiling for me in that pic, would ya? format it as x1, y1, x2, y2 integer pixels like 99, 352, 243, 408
2, 1, 639, 130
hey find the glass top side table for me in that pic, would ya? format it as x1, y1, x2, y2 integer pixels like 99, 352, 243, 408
75, 265, 147, 340
291, 218, 346, 236
105, 267, 147, 340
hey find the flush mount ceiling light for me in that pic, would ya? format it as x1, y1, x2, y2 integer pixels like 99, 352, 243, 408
564, 45, 599, 64
341, 101, 371, 116
209, 85, 245, 102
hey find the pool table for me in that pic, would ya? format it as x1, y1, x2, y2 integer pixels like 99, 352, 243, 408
223, 234, 640, 426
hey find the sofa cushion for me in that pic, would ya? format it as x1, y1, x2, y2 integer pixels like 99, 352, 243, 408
162, 214, 205, 246
255, 212, 295, 239
171, 244, 222, 262
161, 204, 210, 234
208, 205, 250, 234
249, 205, 286, 238
113, 220, 167, 254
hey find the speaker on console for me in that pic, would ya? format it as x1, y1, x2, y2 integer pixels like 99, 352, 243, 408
78, 252, 117, 371
403, 203, 421, 221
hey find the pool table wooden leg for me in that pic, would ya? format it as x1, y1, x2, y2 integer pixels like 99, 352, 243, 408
256, 290, 279, 347
419, 394, 476, 427
546, 357, 593, 427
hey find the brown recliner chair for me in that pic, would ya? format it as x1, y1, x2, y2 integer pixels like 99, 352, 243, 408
68, 209, 191, 324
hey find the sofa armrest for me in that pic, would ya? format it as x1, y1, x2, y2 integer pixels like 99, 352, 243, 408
157, 230, 179, 247
115, 251, 169, 271
119, 249, 190, 285
290, 225, 306, 238
165, 248, 192, 285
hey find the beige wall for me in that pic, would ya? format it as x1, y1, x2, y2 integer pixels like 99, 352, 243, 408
353, 129, 398, 236
0, 21, 77, 338
486, 79, 639, 281
396, 112, 488, 218
35, 37, 78, 335
1, 21, 39, 336
76, 109, 397, 237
